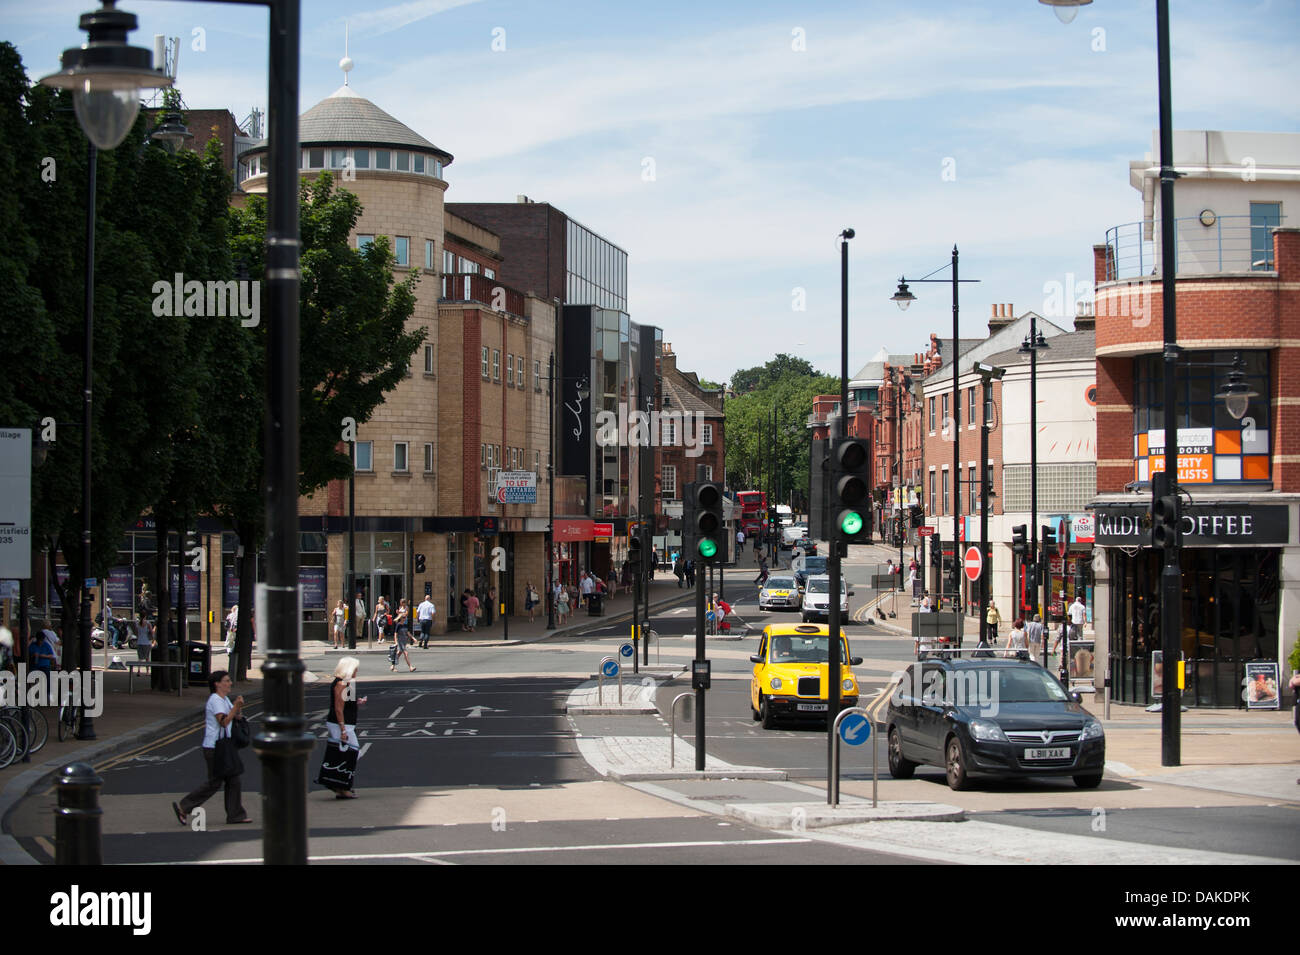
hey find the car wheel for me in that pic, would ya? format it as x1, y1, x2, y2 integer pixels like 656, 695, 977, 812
945, 736, 970, 791
760, 696, 777, 730
1073, 773, 1103, 789
888, 726, 915, 779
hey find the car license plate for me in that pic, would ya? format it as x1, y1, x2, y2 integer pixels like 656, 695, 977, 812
1023, 747, 1070, 760
797, 703, 828, 712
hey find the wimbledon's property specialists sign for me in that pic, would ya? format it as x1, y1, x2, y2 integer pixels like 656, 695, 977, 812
0, 429, 32, 579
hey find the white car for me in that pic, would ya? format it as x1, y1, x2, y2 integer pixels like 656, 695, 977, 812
781, 524, 807, 551
801, 574, 851, 622
759, 575, 801, 612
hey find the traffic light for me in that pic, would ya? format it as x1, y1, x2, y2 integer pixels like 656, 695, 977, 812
909, 504, 924, 528
809, 439, 830, 541
830, 437, 872, 543
415, 553, 426, 574
931, 534, 942, 568
1041, 524, 1056, 557
692, 482, 725, 563
1151, 471, 1179, 549
1012, 524, 1027, 556
628, 535, 642, 573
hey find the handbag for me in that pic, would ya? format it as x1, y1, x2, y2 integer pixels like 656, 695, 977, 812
212, 733, 244, 778
387, 644, 398, 666
229, 715, 251, 748
317, 741, 358, 791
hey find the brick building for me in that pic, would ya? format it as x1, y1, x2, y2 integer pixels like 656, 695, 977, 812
1091, 130, 1300, 706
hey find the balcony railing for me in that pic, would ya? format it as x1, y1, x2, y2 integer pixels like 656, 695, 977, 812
440, 273, 526, 316
1103, 214, 1284, 281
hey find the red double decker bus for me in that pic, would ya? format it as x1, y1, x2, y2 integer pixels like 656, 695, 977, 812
736, 490, 767, 536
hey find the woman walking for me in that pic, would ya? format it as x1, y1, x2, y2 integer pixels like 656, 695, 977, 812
319, 656, 366, 798
525, 580, 540, 623
556, 585, 570, 624
390, 599, 415, 671
136, 613, 154, 664
172, 671, 250, 826
1005, 618, 1029, 659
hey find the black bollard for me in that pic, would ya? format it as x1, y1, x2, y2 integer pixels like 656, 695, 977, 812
55, 762, 103, 865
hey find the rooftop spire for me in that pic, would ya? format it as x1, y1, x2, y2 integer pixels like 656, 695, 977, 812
340, 21, 353, 85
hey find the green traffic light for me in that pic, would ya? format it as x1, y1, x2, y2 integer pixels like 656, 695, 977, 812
840, 511, 863, 535
698, 539, 718, 558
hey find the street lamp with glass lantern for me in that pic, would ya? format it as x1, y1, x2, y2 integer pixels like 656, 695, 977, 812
41, 0, 171, 741
1018, 320, 1049, 620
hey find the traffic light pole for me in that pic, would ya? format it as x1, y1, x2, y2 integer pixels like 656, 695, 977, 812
826, 229, 851, 805
979, 376, 990, 645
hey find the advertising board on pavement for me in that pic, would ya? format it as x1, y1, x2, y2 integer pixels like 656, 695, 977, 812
0, 429, 32, 579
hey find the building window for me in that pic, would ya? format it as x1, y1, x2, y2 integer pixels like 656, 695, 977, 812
534, 360, 541, 392
942, 469, 949, 516
444, 249, 456, 274
395, 151, 409, 172
929, 469, 936, 516
330, 149, 348, 168
307, 148, 324, 169
534, 450, 540, 474
664, 419, 677, 445
425, 240, 435, 270
355, 441, 373, 473
703, 424, 713, 445
375, 149, 391, 170
357, 235, 374, 252
969, 465, 977, 513
967, 387, 976, 425
1250, 202, 1281, 270
353, 149, 370, 169
941, 393, 949, 431
506, 354, 514, 387
492, 350, 500, 382
703, 465, 713, 481
482, 347, 490, 378
424, 343, 436, 376
984, 386, 994, 426
484, 268, 496, 280
395, 237, 409, 266
413, 154, 425, 174
393, 442, 409, 473
661, 466, 677, 498
424, 443, 434, 473
929, 397, 936, 432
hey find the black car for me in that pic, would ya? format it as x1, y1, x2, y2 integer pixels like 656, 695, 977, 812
792, 555, 827, 591
885, 659, 1105, 791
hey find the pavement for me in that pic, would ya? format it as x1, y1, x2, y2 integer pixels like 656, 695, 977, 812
4, 552, 1297, 865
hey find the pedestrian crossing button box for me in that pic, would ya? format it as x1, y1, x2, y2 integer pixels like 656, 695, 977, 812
692, 660, 711, 690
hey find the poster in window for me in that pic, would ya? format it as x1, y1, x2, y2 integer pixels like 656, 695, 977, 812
1243, 662, 1280, 710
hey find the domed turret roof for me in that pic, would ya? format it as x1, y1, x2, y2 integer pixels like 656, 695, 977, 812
245, 85, 454, 165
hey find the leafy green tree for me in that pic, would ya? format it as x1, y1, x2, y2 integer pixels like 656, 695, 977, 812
728, 354, 818, 396
219, 172, 423, 678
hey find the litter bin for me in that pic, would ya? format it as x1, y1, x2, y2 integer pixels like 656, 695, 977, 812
588, 593, 604, 616
186, 640, 212, 688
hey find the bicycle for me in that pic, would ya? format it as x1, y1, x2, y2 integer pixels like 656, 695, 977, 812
7, 707, 48, 754
57, 700, 82, 742
0, 709, 34, 761
0, 719, 17, 769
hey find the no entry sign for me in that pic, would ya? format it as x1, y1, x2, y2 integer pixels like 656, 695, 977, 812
964, 545, 982, 581
918, 526, 934, 537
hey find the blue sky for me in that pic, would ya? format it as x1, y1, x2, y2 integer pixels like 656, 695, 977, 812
6, 0, 1299, 383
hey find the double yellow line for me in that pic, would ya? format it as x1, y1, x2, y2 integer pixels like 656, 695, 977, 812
95, 700, 265, 772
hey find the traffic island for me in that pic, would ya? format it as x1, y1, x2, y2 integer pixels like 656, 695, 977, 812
574, 735, 788, 781
724, 800, 965, 830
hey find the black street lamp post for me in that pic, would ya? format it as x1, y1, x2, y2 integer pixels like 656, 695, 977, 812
1019, 315, 1049, 628
892, 247, 980, 616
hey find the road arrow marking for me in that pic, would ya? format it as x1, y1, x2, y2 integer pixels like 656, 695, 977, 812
464, 706, 506, 718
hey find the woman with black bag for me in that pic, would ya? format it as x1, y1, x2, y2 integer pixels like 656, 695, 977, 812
319, 656, 366, 798
172, 671, 251, 826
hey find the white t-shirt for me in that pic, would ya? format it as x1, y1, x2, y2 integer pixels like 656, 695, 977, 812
203, 693, 234, 749
1069, 601, 1088, 626
580, 576, 594, 595
418, 599, 436, 622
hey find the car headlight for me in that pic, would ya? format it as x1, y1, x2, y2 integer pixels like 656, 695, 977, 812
769, 676, 783, 691
968, 719, 1008, 742
1081, 720, 1105, 741
842, 678, 854, 692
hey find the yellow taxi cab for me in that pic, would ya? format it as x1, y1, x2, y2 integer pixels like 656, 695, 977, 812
749, 622, 862, 729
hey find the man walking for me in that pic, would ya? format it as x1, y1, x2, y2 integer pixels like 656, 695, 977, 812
1026, 613, 1045, 664
1068, 595, 1088, 642
416, 592, 436, 648
735, 528, 745, 565
753, 553, 769, 587
354, 590, 367, 644
580, 571, 595, 608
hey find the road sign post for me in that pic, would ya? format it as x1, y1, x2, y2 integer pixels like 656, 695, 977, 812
829, 706, 871, 807
598, 656, 620, 704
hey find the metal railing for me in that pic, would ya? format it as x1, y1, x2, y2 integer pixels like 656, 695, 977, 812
1103, 215, 1284, 281
439, 272, 526, 316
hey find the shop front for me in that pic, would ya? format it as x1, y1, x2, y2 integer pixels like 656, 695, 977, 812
1093, 497, 1293, 708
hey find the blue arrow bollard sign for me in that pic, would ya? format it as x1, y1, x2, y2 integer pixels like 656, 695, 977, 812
602, 659, 620, 678
619, 643, 634, 658
838, 712, 871, 746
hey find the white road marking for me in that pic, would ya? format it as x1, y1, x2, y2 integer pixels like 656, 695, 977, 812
358, 742, 372, 759
177, 837, 813, 864
388, 707, 404, 719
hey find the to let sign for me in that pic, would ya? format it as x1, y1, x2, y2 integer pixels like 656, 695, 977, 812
495, 471, 538, 504
0, 429, 32, 579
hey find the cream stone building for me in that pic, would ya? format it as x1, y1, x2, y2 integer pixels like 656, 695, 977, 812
240, 77, 556, 636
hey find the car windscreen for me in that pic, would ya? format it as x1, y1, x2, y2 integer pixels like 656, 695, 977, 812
805, 578, 845, 595
952, 667, 1071, 705
765, 577, 796, 590
768, 636, 850, 664
802, 558, 827, 574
